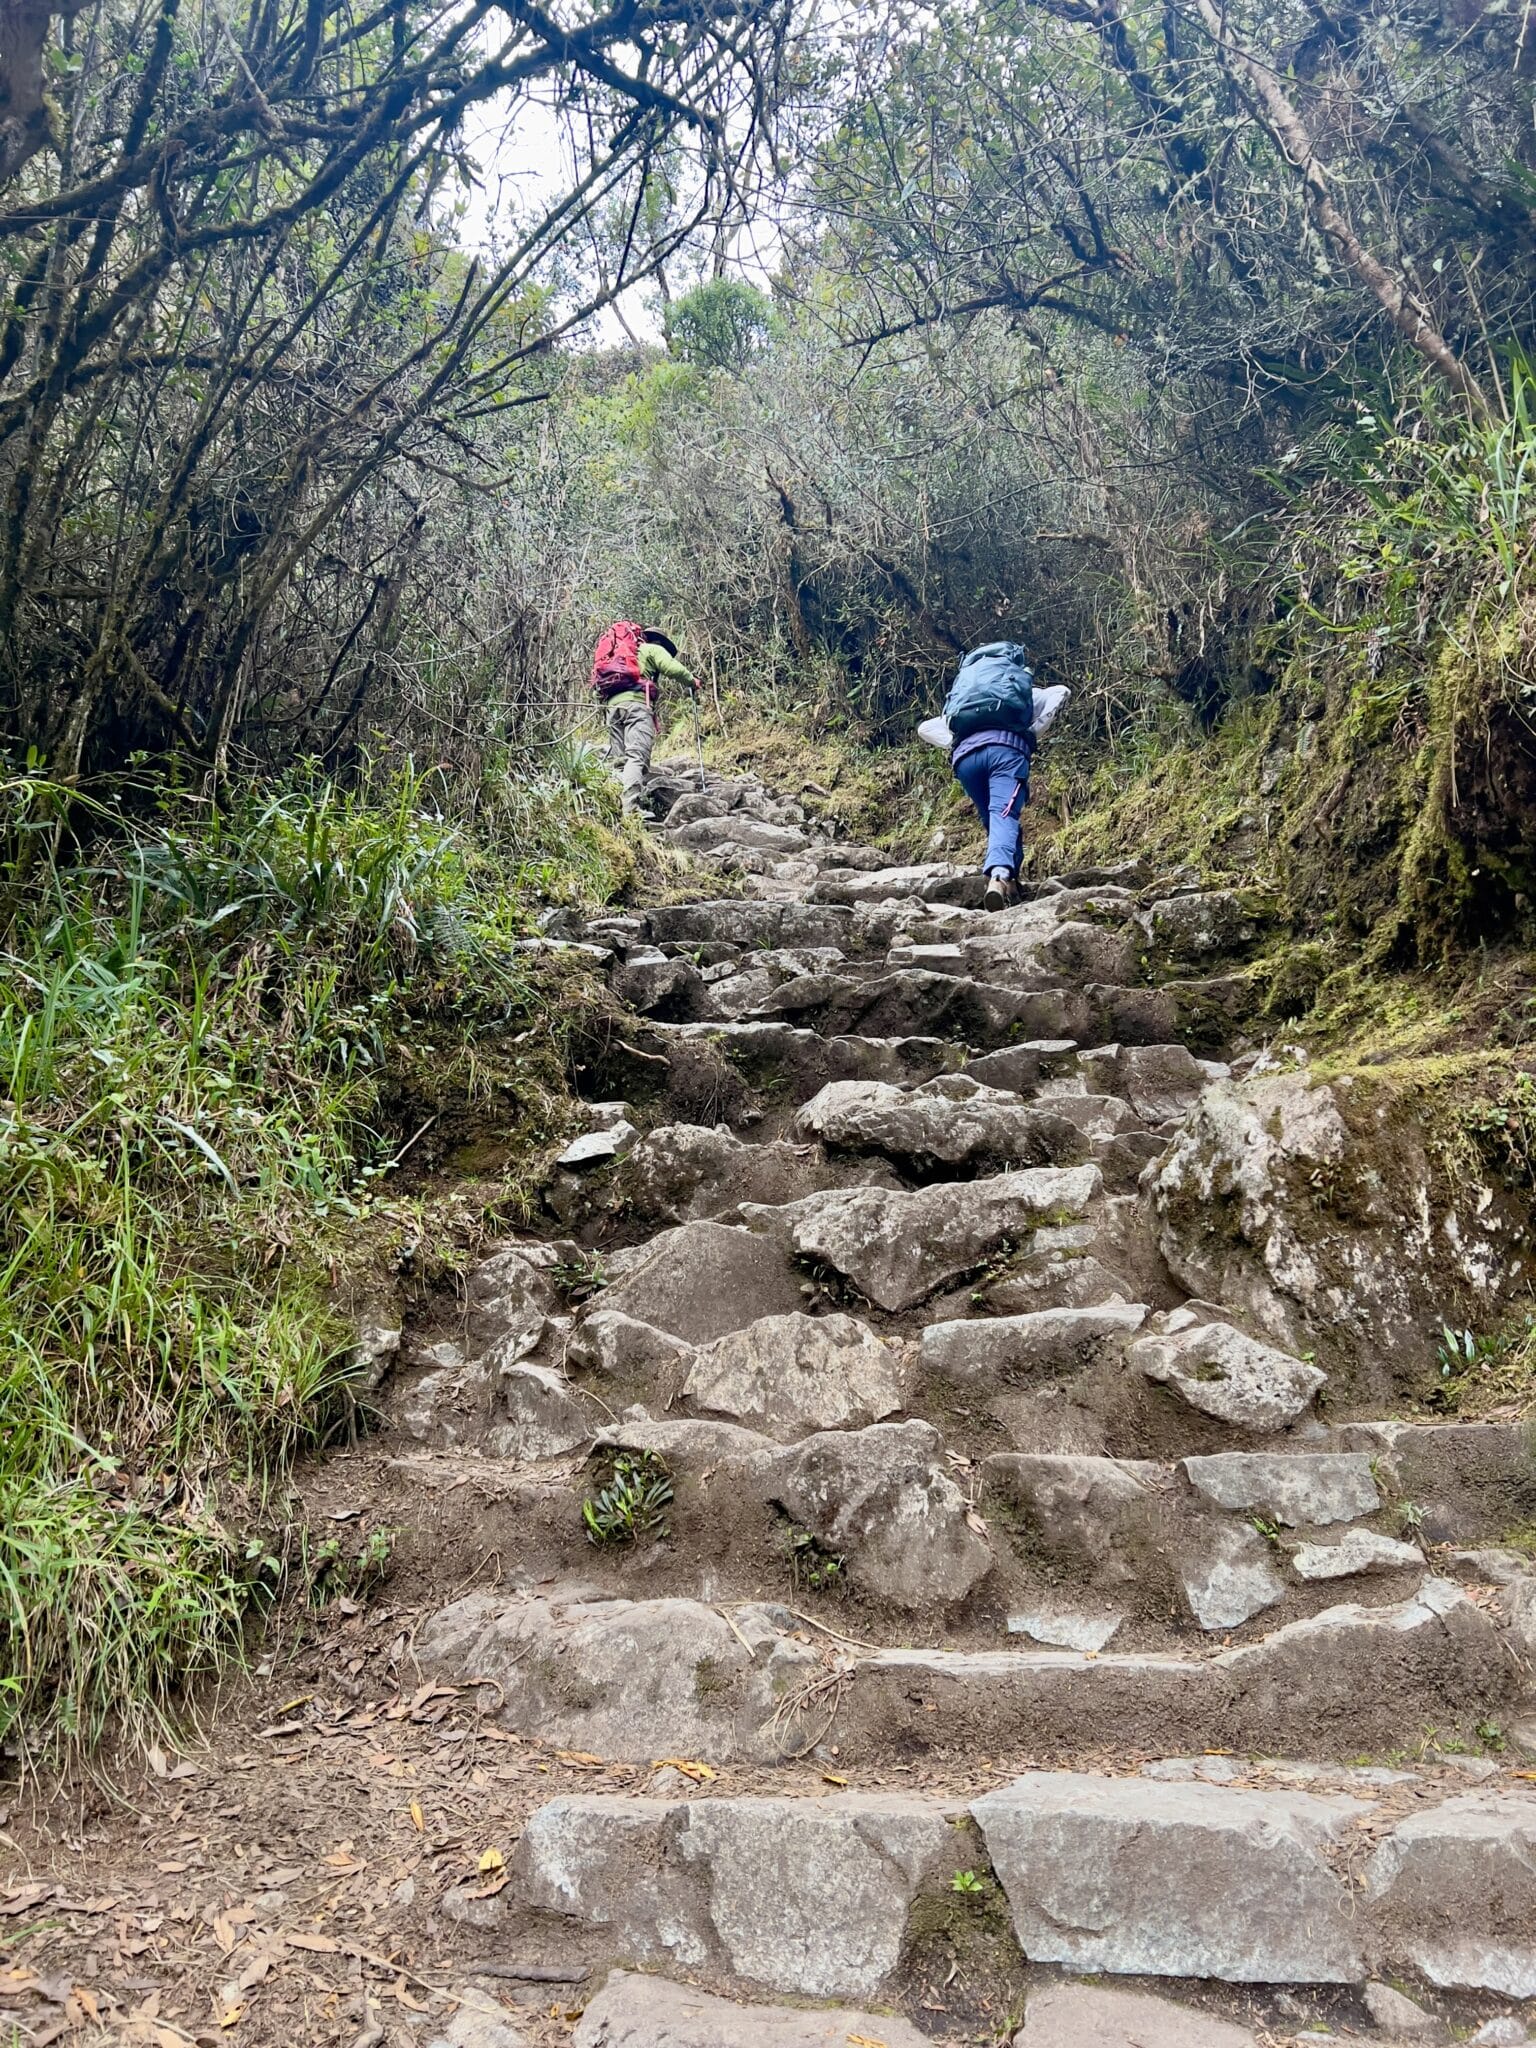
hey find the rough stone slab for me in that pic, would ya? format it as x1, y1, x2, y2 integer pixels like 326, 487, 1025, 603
593, 1220, 805, 1343
1215, 1577, 1517, 1747
972, 1772, 1367, 1982
1367, 1793, 1536, 1995
486, 1361, 590, 1460
794, 1078, 1084, 1172
742, 1166, 1103, 1312
1076, 1043, 1211, 1125
964, 1041, 1079, 1092
1131, 1316, 1325, 1431
840, 1647, 1210, 1759
1007, 1606, 1123, 1651
414, 1592, 816, 1762
467, 1244, 560, 1355
1178, 1517, 1286, 1631
1362, 1982, 1438, 2035
1030, 1089, 1145, 1137
573, 1972, 932, 2047
566, 1310, 694, 1390
835, 1579, 1516, 1758
771, 1420, 993, 1608
673, 815, 810, 854
426, 2002, 529, 2048
648, 901, 859, 953
1292, 1529, 1424, 1579
1014, 1983, 1260, 2047
513, 1794, 959, 1999
684, 1311, 908, 1441
809, 862, 982, 906
655, 1020, 955, 1091
982, 1453, 1159, 1583
1136, 889, 1261, 962
621, 1123, 890, 1225
1181, 1450, 1379, 1527
922, 1303, 1147, 1386
557, 1124, 639, 1168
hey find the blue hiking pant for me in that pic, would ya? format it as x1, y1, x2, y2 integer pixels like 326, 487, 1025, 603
954, 741, 1032, 874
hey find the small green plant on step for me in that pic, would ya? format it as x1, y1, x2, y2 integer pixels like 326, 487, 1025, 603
950, 1869, 986, 1898
788, 1526, 845, 1595
553, 1252, 609, 1305
582, 1452, 673, 1545
293, 1525, 396, 1607
1429, 1312, 1536, 1412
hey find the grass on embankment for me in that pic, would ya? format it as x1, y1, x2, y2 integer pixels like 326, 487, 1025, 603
0, 744, 665, 1767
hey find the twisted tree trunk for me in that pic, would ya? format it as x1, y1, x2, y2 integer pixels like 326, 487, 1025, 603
1191, 0, 1488, 413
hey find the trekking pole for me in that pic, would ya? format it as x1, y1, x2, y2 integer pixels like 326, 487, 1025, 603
692, 693, 705, 791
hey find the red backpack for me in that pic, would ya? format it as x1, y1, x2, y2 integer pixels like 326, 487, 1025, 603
590, 620, 647, 700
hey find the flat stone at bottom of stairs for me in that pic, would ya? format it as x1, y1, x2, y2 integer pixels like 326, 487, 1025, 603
512, 1769, 1536, 1996
1014, 1983, 1260, 2047
571, 1970, 932, 2046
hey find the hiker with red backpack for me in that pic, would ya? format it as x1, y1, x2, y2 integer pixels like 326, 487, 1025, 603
590, 621, 699, 814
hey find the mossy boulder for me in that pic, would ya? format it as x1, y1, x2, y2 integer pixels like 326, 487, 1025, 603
1143, 1068, 1525, 1402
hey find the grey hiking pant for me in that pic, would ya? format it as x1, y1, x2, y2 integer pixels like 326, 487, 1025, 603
605, 698, 655, 813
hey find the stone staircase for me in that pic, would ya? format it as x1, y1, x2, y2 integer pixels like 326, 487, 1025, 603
389, 763, 1536, 2046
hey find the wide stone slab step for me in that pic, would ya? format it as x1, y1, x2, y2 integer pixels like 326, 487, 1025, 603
833, 1579, 1520, 1760
572, 1971, 932, 2046
417, 1570, 1522, 1765
512, 1771, 1536, 1999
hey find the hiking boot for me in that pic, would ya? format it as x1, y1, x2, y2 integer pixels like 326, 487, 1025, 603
984, 868, 1017, 912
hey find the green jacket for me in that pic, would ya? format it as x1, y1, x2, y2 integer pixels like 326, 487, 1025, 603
607, 642, 697, 709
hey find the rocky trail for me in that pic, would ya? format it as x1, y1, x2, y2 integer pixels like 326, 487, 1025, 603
7, 763, 1536, 2048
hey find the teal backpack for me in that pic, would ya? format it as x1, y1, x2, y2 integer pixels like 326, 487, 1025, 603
943, 643, 1035, 741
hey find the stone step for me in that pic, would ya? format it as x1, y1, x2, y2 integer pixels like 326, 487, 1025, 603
414, 1554, 1526, 1764
793, 1074, 1096, 1174
573, 1971, 933, 2047
508, 1767, 1536, 1999
739, 1164, 1104, 1311
646, 1019, 959, 1094
834, 1577, 1520, 1761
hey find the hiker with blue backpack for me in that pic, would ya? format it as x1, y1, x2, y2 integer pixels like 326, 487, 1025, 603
921, 642, 1067, 911
590, 621, 699, 814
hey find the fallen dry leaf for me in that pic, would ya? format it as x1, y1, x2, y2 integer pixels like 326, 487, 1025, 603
408, 1800, 425, 1833
287, 1932, 341, 1954
220, 2004, 244, 2029
651, 1757, 715, 1782
0, 1886, 52, 1916
476, 1847, 504, 1874
821, 1772, 850, 1787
